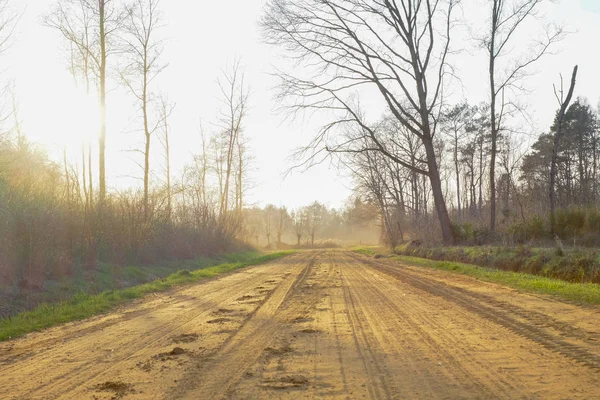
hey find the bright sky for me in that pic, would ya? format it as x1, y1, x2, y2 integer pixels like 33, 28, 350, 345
5, 0, 600, 210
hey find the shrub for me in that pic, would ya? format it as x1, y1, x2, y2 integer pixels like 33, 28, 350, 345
451, 222, 474, 244
586, 209, 600, 234
522, 254, 546, 275
526, 216, 546, 239
555, 207, 586, 241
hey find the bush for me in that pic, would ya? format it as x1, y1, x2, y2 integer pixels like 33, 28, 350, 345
586, 209, 600, 234
522, 254, 547, 275
451, 223, 489, 245
555, 208, 586, 241
508, 216, 546, 244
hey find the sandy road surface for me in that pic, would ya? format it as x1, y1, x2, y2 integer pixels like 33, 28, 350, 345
1, 250, 600, 399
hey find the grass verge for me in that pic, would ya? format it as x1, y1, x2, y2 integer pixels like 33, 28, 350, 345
0, 251, 294, 342
392, 255, 600, 305
352, 247, 600, 305
394, 243, 600, 284
351, 246, 377, 257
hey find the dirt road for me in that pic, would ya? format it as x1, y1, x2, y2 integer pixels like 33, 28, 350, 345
2, 250, 600, 399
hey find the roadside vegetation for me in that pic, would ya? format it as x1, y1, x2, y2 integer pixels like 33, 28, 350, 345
0, 251, 294, 342
395, 242, 600, 284
2, 249, 263, 318
353, 247, 600, 305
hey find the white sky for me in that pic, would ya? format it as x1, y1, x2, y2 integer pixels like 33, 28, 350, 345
5, 0, 600, 210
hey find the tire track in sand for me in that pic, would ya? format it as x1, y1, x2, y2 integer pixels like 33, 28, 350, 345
174, 254, 319, 399
356, 253, 600, 370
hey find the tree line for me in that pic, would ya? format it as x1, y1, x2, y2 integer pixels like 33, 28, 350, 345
243, 200, 380, 248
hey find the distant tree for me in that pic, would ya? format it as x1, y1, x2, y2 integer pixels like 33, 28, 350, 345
263, 204, 276, 246
291, 210, 305, 245
276, 206, 290, 245
459, 103, 490, 216
304, 202, 326, 247
441, 103, 476, 220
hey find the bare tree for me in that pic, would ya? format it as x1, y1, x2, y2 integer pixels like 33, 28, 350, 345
549, 65, 578, 234
341, 127, 409, 247
233, 132, 253, 215
45, 0, 125, 201
263, 204, 276, 245
262, 0, 459, 244
305, 201, 326, 247
119, 0, 166, 220
216, 60, 250, 218
292, 210, 305, 245
198, 125, 209, 205
156, 94, 176, 222
483, 0, 563, 234
0, 1, 19, 66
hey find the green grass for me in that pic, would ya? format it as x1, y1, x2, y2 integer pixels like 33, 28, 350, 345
382, 253, 600, 305
391, 243, 600, 284
351, 246, 378, 256
44, 251, 267, 301
0, 251, 294, 342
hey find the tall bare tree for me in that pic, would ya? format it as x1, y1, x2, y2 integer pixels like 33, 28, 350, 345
483, 0, 563, 234
119, 0, 166, 220
45, 0, 125, 201
549, 65, 578, 234
216, 60, 249, 219
157, 94, 175, 222
262, 0, 459, 244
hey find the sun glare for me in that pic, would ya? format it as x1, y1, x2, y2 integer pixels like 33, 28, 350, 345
61, 86, 99, 149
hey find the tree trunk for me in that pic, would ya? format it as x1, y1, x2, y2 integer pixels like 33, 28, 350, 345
412, 49, 454, 243
489, 61, 498, 235
414, 91, 454, 244
454, 137, 461, 220
82, 146, 88, 207
143, 69, 150, 222
99, 0, 107, 201
165, 120, 171, 223
424, 137, 454, 244
489, 134, 497, 234
88, 144, 93, 206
